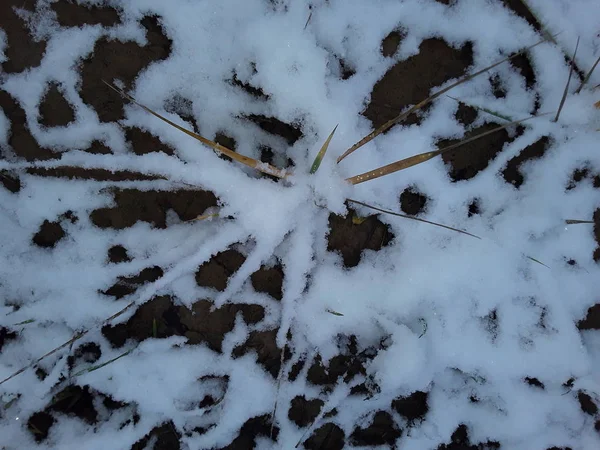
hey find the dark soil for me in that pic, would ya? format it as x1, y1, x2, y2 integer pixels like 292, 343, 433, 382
327, 210, 394, 267
440, 123, 513, 181
288, 395, 324, 427
27, 166, 160, 181
102, 295, 264, 353
124, 127, 175, 156
90, 188, 218, 229
220, 415, 279, 449
102, 266, 164, 300
502, 136, 550, 188
391, 390, 429, 423
250, 263, 284, 300
303, 423, 346, 450
67, 342, 102, 371
244, 114, 303, 145
196, 249, 246, 292
27, 384, 134, 443
364, 38, 473, 129
438, 424, 501, 450
0, 326, 18, 352
350, 410, 402, 446
400, 187, 428, 215
3, 2, 597, 449
232, 328, 282, 377
381, 30, 405, 57
32, 220, 66, 248
524, 377, 545, 389
79, 16, 172, 123
455, 102, 479, 127
39, 84, 76, 128
577, 391, 598, 416
0, 0, 45, 74
0, 89, 57, 161
132, 422, 181, 450
578, 304, 600, 330
108, 245, 132, 264
51, 0, 121, 28
0, 171, 21, 193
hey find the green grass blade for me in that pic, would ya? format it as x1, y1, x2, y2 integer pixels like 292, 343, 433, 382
347, 199, 481, 239
527, 256, 550, 269
13, 319, 36, 326
310, 125, 338, 174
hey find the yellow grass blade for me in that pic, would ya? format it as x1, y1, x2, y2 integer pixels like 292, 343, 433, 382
337, 38, 549, 163
346, 114, 544, 185
102, 80, 287, 179
347, 199, 481, 239
310, 125, 338, 174
554, 37, 580, 122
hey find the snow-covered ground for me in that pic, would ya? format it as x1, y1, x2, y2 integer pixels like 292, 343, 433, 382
1, 0, 600, 448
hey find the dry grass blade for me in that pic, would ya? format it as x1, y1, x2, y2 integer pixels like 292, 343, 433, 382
575, 55, 600, 94
310, 125, 338, 174
346, 114, 543, 185
0, 330, 88, 386
0, 300, 137, 386
337, 38, 549, 163
565, 219, 594, 224
554, 37, 580, 122
102, 80, 287, 179
190, 212, 219, 222
347, 199, 481, 239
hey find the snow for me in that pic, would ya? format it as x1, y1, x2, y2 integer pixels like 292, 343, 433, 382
1, 0, 600, 448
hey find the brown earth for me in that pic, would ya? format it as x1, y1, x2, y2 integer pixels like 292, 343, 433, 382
1, 1, 598, 449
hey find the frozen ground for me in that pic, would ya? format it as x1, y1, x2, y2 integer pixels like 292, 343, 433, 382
1, 0, 600, 448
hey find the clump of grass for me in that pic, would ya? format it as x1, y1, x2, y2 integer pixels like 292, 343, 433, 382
1, 36, 556, 388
